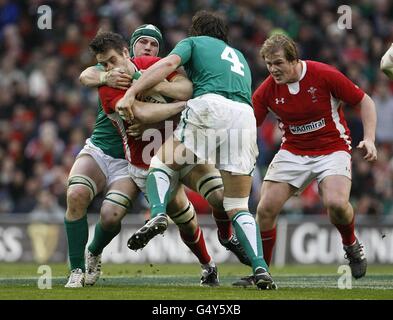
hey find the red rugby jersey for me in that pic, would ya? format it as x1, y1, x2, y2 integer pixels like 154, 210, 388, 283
253, 60, 365, 155
98, 56, 177, 168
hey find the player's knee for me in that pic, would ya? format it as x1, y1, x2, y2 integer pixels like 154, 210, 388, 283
67, 174, 97, 207
257, 198, 279, 219
324, 196, 348, 213
100, 191, 131, 227
150, 155, 176, 178
100, 205, 123, 229
67, 186, 91, 209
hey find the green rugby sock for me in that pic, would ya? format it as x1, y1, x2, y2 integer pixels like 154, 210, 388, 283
64, 215, 88, 272
146, 168, 172, 218
88, 221, 121, 256
231, 211, 269, 272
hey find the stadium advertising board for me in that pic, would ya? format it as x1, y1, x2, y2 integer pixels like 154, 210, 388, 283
0, 216, 392, 264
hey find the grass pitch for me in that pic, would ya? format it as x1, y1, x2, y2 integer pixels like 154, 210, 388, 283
0, 263, 392, 300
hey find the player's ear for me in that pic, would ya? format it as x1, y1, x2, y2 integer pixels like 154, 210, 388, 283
122, 47, 130, 58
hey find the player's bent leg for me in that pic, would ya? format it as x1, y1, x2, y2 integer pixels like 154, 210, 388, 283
320, 175, 353, 225
181, 166, 230, 237
320, 175, 367, 279
167, 193, 218, 287
181, 165, 250, 265
206, 186, 251, 266
128, 139, 190, 250
66, 182, 93, 221
66, 155, 106, 220
233, 181, 296, 287
91, 178, 138, 253
257, 181, 296, 265
65, 155, 106, 288
257, 181, 296, 231
127, 157, 176, 250
86, 178, 138, 286
146, 137, 190, 218
170, 203, 218, 287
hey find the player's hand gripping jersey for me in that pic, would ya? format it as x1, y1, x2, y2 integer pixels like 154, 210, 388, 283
98, 56, 177, 169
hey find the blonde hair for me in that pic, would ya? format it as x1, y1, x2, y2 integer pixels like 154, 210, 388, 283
260, 34, 299, 62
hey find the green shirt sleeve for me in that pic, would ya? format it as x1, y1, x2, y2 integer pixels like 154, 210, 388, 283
170, 38, 193, 66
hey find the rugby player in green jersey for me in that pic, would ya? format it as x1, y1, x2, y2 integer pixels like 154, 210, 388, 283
121, 12, 276, 290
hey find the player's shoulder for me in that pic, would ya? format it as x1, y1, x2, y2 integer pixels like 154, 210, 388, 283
132, 56, 161, 69
254, 75, 275, 95
306, 60, 341, 76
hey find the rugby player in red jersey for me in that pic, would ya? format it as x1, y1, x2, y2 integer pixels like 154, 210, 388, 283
235, 34, 377, 286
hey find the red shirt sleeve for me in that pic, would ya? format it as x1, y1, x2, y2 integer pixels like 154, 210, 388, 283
323, 65, 365, 106
252, 78, 271, 127
133, 56, 178, 81
98, 86, 126, 114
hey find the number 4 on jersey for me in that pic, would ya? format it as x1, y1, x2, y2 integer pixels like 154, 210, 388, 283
221, 46, 245, 76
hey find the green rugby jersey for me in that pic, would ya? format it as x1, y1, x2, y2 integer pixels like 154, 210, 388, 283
90, 100, 125, 159
88, 63, 124, 159
170, 36, 252, 105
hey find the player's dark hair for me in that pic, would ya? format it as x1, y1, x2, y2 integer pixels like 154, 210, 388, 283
260, 34, 299, 62
89, 31, 128, 56
189, 10, 228, 43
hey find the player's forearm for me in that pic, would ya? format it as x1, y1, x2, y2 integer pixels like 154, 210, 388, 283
125, 55, 180, 99
79, 66, 105, 87
380, 44, 393, 80
140, 115, 178, 130
359, 94, 377, 142
153, 76, 193, 100
132, 100, 186, 124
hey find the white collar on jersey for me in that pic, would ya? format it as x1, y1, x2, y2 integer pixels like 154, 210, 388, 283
287, 60, 307, 95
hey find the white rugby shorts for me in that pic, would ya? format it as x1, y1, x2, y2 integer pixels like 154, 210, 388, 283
264, 149, 352, 192
77, 138, 129, 186
174, 93, 258, 175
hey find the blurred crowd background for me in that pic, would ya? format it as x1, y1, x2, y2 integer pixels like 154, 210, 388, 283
0, 0, 392, 219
